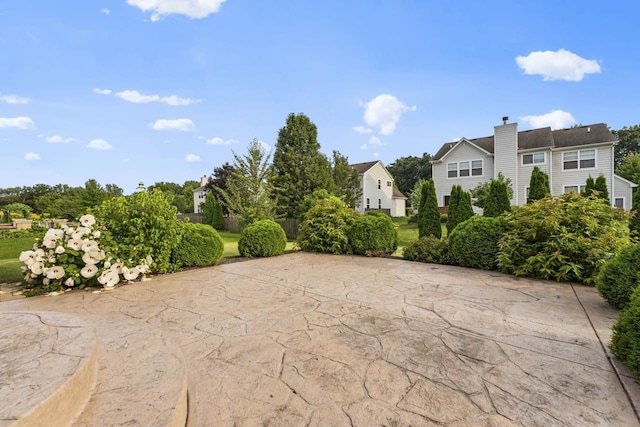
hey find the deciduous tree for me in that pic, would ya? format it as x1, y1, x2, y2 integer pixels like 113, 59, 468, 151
331, 150, 361, 209
613, 125, 640, 168
387, 153, 432, 197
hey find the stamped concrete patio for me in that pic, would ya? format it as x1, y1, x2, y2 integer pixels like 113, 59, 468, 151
2, 252, 640, 426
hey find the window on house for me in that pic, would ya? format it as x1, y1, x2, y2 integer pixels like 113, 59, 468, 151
615, 198, 624, 209
377, 179, 381, 190
523, 152, 545, 165
447, 163, 457, 178
387, 181, 392, 187
444, 195, 450, 206
459, 161, 470, 177
564, 150, 595, 170
564, 185, 586, 194
366, 198, 370, 209
378, 199, 382, 209
471, 160, 483, 176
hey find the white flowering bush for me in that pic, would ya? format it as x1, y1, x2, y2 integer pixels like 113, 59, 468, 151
19, 214, 152, 295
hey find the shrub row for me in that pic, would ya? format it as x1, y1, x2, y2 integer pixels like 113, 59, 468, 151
297, 196, 397, 256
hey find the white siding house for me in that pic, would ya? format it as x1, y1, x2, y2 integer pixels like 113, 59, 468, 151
431, 118, 637, 210
351, 161, 407, 217
192, 176, 209, 213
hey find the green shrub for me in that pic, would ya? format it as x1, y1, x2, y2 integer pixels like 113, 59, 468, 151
611, 287, 640, 376
238, 219, 287, 258
497, 193, 629, 284
440, 214, 447, 224
0, 226, 46, 239
94, 189, 182, 273
172, 223, 224, 266
402, 236, 451, 265
418, 179, 441, 238
484, 176, 511, 217
297, 196, 358, 254
348, 213, 398, 256
449, 216, 509, 270
597, 244, 640, 309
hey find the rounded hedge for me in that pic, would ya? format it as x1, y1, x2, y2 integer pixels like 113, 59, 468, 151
238, 219, 287, 258
402, 236, 451, 265
172, 223, 224, 267
348, 213, 398, 256
449, 216, 508, 270
297, 196, 358, 254
597, 244, 640, 310
611, 287, 640, 376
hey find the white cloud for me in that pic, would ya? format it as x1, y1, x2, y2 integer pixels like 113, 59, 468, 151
256, 140, 271, 152
360, 144, 368, 150
87, 139, 113, 150
127, 0, 226, 22
352, 125, 372, 135
185, 154, 201, 162
115, 90, 201, 106
0, 95, 29, 104
0, 117, 35, 129
150, 119, 195, 131
100, 8, 110, 15
516, 49, 601, 81
46, 135, 77, 143
520, 110, 576, 130
24, 152, 40, 160
362, 94, 416, 136
369, 136, 384, 146
93, 88, 112, 95
207, 137, 238, 145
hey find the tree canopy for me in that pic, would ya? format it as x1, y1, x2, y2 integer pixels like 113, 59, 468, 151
387, 153, 432, 198
331, 150, 362, 209
613, 125, 640, 168
616, 153, 640, 185
270, 113, 334, 219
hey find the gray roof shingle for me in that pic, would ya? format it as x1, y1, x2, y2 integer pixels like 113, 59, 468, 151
432, 123, 615, 161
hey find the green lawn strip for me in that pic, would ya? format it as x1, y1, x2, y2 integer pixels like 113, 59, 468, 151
0, 259, 24, 284
0, 237, 35, 284
391, 217, 446, 257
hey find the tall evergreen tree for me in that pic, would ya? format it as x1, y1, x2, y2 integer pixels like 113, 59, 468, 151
212, 197, 225, 230
418, 179, 441, 238
459, 188, 474, 225
582, 175, 596, 197
630, 188, 640, 238
202, 192, 216, 227
270, 113, 334, 218
331, 150, 362, 208
527, 166, 550, 203
217, 139, 277, 226
484, 178, 511, 217
446, 185, 461, 235
594, 175, 610, 204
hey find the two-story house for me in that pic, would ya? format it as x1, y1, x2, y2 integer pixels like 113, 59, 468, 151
192, 176, 209, 213
351, 161, 407, 217
431, 118, 637, 210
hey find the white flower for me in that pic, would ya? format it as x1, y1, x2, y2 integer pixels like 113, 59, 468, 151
92, 230, 101, 238
65, 227, 74, 235
79, 214, 96, 227
55, 245, 65, 254
34, 249, 45, 261
67, 238, 83, 251
146, 255, 153, 266
46, 266, 65, 280
65, 277, 75, 287
19, 250, 36, 266
80, 265, 98, 278
98, 270, 120, 288
104, 261, 111, 268
110, 262, 123, 274
42, 277, 50, 285
81, 240, 99, 252
42, 237, 57, 249
45, 229, 64, 240
71, 227, 91, 240
137, 264, 151, 274
122, 266, 140, 281
48, 256, 56, 263
30, 262, 45, 275
82, 249, 102, 265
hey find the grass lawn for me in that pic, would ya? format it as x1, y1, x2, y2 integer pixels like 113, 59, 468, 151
392, 217, 446, 257
0, 237, 36, 284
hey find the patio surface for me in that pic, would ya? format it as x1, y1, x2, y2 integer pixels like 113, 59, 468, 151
2, 252, 639, 426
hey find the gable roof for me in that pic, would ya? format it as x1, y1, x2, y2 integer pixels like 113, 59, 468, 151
350, 160, 380, 174
392, 187, 407, 199
432, 123, 615, 161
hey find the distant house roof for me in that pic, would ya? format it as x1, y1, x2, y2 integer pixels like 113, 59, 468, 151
392, 187, 407, 199
350, 160, 380, 174
432, 124, 615, 161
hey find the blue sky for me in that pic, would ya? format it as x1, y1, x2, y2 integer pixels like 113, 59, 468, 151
1, 1, 639, 194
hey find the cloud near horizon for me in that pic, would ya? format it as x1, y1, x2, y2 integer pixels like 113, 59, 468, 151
87, 139, 113, 150
127, 0, 226, 22
0, 117, 34, 129
0, 94, 29, 104
516, 49, 601, 81
150, 119, 195, 131
185, 154, 201, 162
115, 90, 201, 106
520, 110, 576, 130
361, 94, 416, 136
